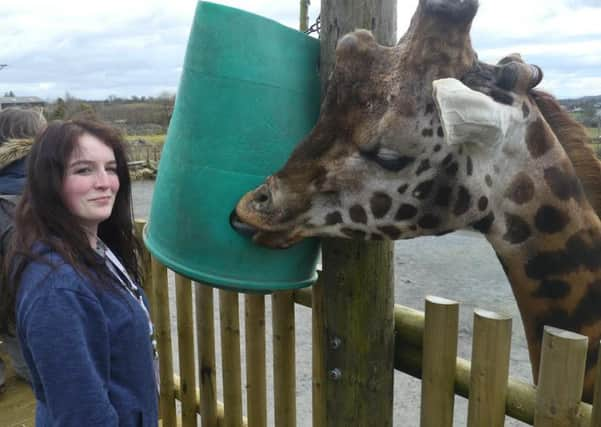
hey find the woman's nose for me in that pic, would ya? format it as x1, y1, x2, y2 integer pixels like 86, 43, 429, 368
95, 170, 110, 187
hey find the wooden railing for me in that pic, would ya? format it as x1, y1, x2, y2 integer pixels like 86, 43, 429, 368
135, 220, 601, 426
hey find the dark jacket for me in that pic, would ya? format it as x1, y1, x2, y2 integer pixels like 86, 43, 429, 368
0, 138, 32, 195
16, 248, 158, 427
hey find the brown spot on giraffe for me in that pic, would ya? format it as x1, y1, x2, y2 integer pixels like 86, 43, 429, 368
453, 186, 471, 216
415, 159, 431, 175
526, 117, 553, 158
503, 213, 532, 244
505, 172, 535, 205
544, 165, 583, 202
325, 211, 343, 225
378, 225, 401, 239
350, 205, 368, 224
370, 192, 393, 218
534, 205, 569, 234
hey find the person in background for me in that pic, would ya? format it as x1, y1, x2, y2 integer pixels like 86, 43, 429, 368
0, 107, 46, 390
4, 119, 158, 426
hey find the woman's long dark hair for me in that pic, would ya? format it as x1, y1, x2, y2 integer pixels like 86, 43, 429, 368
1, 119, 141, 332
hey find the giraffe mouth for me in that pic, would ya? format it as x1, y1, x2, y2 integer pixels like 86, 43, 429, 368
229, 210, 257, 238
229, 210, 304, 248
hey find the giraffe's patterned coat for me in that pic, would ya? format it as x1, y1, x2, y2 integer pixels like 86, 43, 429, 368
232, 0, 601, 402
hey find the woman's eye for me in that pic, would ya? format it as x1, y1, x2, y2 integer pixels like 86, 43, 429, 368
74, 167, 92, 175
106, 166, 118, 174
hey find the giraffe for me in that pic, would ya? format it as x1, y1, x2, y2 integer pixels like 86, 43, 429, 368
231, 0, 601, 401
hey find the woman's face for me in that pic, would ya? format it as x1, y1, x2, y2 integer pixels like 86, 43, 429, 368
61, 133, 120, 235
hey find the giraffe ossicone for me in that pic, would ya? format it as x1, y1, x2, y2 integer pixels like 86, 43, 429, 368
231, 0, 601, 402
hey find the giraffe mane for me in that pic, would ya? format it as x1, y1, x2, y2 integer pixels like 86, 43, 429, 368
531, 90, 601, 218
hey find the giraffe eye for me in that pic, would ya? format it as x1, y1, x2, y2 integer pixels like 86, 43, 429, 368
376, 147, 402, 161
360, 147, 415, 172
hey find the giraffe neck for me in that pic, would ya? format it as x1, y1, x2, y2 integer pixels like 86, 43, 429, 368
484, 147, 601, 401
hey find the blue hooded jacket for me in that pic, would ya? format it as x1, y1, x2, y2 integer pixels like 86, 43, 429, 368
16, 248, 159, 427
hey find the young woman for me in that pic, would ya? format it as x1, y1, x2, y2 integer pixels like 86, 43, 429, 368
5, 119, 158, 426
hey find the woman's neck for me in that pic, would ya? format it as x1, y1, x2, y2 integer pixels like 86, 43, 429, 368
83, 226, 99, 249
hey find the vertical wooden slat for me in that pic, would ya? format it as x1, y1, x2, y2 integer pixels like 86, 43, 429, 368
151, 257, 176, 426
175, 274, 197, 427
312, 276, 325, 427
134, 220, 156, 325
467, 309, 512, 427
219, 290, 243, 427
195, 283, 218, 427
592, 346, 601, 427
245, 294, 267, 427
272, 291, 296, 427
534, 326, 588, 426
420, 296, 459, 427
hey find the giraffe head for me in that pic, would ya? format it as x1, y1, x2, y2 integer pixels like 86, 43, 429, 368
232, 0, 542, 248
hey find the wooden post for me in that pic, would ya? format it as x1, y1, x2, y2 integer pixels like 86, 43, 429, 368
134, 220, 156, 325
195, 283, 219, 427
174, 274, 197, 427
245, 294, 267, 427
592, 347, 601, 427
300, 0, 309, 32
534, 327, 588, 426
312, 275, 326, 427
467, 309, 512, 427
420, 296, 459, 427
319, 240, 394, 427
319, 0, 397, 94
151, 257, 177, 426
317, 3, 397, 426
219, 290, 243, 427
272, 291, 297, 427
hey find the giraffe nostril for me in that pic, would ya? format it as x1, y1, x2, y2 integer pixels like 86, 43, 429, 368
257, 193, 269, 203
253, 187, 271, 205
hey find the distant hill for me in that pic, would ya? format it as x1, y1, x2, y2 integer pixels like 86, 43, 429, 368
559, 95, 601, 109
558, 95, 601, 128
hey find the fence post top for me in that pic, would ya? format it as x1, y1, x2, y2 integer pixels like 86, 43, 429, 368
425, 295, 458, 306
473, 308, 513, 322
543, 326, 589, 342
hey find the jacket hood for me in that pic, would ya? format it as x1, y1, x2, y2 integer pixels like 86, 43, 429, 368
0, 138, 34, 170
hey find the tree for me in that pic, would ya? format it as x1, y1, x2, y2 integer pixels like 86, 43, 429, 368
51, 98, 66, 120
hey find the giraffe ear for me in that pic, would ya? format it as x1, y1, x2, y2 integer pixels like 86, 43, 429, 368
432, 78, 509, 147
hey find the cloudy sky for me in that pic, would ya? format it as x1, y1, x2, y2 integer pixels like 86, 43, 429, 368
1, 0, 599, 101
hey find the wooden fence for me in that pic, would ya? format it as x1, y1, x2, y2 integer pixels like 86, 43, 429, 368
134, 220, 601, 426
128, 143, 163, 164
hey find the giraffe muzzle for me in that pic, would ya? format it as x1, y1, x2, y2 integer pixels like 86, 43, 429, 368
229, 210, 258, 238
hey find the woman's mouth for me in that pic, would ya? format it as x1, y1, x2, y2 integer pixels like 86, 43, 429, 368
90, 196, 113, 203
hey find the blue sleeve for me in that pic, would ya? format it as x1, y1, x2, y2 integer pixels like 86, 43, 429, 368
22, 287, 119, 426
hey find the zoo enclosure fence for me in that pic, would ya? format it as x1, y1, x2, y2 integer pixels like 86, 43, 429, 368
134, 220, 601, 427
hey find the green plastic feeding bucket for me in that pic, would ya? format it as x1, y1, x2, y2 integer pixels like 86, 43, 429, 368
144, 1, 321, 292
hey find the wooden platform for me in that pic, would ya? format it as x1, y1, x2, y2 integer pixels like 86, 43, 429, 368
0, 353, 35, 427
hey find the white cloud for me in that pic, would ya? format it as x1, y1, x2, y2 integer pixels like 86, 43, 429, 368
0, 0, 598, 100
